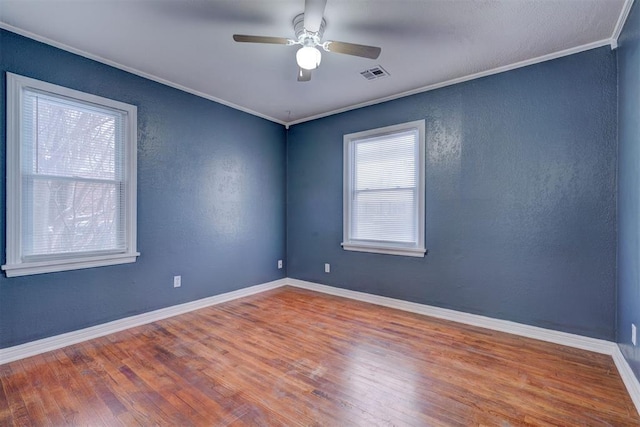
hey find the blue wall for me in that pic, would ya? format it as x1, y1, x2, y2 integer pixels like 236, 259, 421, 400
0, 26, 624, 349
0, 29, 287, 348
617, 0, 640, 382
287, 47, 618, 340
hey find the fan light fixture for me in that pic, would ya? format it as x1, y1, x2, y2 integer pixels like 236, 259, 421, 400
296, 46, 322, 70
233, 6, 382, 82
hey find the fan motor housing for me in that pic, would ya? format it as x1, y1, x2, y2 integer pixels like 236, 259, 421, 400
293, 13, 326, 40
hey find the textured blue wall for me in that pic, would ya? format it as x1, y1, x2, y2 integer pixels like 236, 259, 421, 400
0, 29, 287, 348
0, 27, 622, 349
617, 1, 640, 382
287, 47, 618, 340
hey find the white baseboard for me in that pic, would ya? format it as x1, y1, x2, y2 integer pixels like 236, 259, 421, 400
285, 278, 640, 416
286, 279, 616, 354
0, 278, 287, 365
613, 346, 640, 413
2, 275, 638, 417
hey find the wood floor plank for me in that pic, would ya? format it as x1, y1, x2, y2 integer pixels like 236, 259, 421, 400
1, 363, 31, 426
1, 286, 639, 426
0, 369, 12, 422
16, 358, 54, 425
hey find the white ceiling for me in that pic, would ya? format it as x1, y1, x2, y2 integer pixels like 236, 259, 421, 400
0, 0, 632, 126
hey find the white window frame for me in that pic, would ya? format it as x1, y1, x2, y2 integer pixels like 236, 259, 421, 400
2, 73, 139, 277
342, 119, 426, 257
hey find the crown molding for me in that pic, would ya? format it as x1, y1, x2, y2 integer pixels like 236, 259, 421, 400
285, 39, 611, 127
0, 22, 286, 126
0, 21, 618, 129
611, 0, 636, 49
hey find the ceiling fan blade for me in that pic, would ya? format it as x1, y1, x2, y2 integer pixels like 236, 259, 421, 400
325, 41, 381, 59
304, 0, 327, 33
297, 67, 312, 82
233, 35, 291, 45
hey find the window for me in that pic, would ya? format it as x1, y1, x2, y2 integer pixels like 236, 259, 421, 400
342, 120, 426, 257
3, 73, 139, 277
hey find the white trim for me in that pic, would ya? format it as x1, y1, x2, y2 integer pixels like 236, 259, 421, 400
1, 276, 638, 416
286, 279, 615, 354
342, 120, 426, 258
611, 0, 636, 49
286, 278, 640, 415
287, 279, 640, 413
5, 71, 21, 274
0, 22, 616, 128
2, 73, 139, 277
2, 252, 140, 277
285, 39, 612, 127
0, 22, 286, 126
0, 278, 287, 365
4, 276, 616, 362
341, 243, 426, 257
613, 347, 640, 412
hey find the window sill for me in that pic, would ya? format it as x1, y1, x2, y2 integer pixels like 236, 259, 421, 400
341, 242, 426, 258
2, 252, 140, 277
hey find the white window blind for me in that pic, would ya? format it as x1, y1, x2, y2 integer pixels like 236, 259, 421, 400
22, 90, 125, 257
343, 120, 426, 257
3, 73, 139, 277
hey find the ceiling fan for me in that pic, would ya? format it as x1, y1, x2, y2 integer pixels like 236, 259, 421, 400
232, 0, 382, 82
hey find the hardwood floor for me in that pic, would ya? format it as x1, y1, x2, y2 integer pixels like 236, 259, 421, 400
1, 286, 638, 426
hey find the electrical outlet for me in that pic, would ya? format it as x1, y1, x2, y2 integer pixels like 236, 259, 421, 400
633, 323, 637, 346
278, 260, 283, 269
173, 275, 181, 288
324, 263, 330, 273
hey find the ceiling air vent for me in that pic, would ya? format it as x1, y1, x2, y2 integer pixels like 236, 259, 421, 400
360, 65, 390, 80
